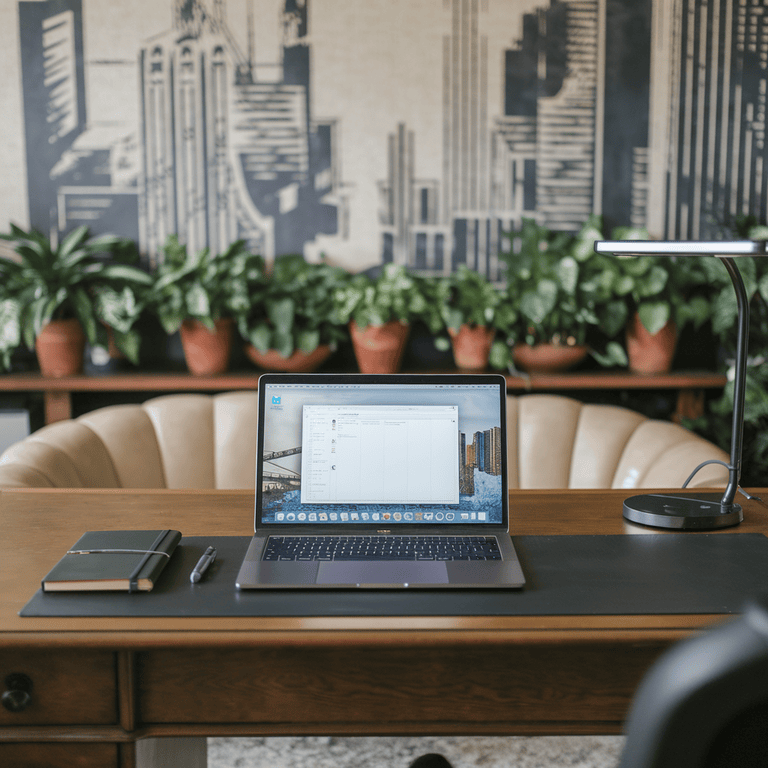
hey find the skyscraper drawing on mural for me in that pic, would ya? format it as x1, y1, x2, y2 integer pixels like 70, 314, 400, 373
18, 0, 345, 266
139, 0, 343, 264
648, 0, 768, 240
379, 0, 606, 278
15, 0, 768, 270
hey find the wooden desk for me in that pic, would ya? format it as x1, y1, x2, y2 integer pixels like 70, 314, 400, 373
0, 370, 727, 425
1, 488, 765, 768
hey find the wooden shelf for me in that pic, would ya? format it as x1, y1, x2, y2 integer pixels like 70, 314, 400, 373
0, 370, 263, 392
502, 369, 727, 390
0, 369, 728, 425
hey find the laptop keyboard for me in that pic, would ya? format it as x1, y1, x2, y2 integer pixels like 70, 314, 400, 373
263, 535, 502, 561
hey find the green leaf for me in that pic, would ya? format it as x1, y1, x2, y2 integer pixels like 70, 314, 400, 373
85, 233, 129, 253
614, 275, 635, 295
27, 296, 57, 347
0, 299, 21, 366
13, 239, 50, 272
520, 280, 557, 325
186, 283, 211, 320
267, 298, 295, 335
57, 226, 90, 258
597, 300, 628, 338
95, 287, 141, 333
248, 323, 273, 353
619, 255, 655, 277
610, 225, 649, 241
571, 237, 597, 262
711, 289, 738, 335
273, 329, 294, 358
488, 339, 512, 370
296, 329, 320, 354
637, 301, 670, 335
590, 341, 628, 368
111, 328, 141, 365
71, 287, 97, 344
759, 272, 768, 304
557, 256, 578, 294
443, 307, 464, 331
734, 257, 758, 297
676, 294, 711, 329
98, 264, 152, 285
158, 309, 185, 335
634, 265, 668, 297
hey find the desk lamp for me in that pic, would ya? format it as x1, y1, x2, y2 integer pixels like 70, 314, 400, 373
594, 239, 767, 530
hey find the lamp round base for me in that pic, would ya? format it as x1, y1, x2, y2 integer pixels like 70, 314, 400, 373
623, 493, 743, 530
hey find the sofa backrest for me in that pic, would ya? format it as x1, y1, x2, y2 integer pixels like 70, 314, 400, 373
507, 394, 729, 489
0, 392, 258, 489
0, 392, 729, 490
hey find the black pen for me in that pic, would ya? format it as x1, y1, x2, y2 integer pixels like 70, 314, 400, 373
190, 546, 216, 583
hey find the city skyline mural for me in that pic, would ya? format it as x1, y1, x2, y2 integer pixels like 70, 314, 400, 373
4, 0, 768, 275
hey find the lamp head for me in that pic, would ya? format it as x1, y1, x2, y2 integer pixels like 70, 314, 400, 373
594, 240, 766, 258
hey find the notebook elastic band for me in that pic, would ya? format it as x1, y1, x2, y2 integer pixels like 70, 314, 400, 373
67, 549, 171, 557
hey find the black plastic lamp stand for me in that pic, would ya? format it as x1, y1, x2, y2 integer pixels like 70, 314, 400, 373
594, 239, 766, 530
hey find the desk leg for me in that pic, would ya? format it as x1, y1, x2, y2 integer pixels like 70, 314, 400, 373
135, 737, 207, 768
44, 391, 73, 424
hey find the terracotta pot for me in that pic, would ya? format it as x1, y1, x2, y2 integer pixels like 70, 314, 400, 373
35, 319, 86, 377
179, 318, 233, 375
349, 320, 410, 373
512, 342, 589, 373
244, 344, 332, 372
448, 324, 495, 371
626, 313, 677, 374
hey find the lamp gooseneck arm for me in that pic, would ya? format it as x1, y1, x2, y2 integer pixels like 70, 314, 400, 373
719, 257, 749, 509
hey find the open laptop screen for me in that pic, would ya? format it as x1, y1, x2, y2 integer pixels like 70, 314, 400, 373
256, 374, 507, 527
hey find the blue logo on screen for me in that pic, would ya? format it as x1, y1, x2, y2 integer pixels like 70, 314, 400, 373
272, 396, 281, 404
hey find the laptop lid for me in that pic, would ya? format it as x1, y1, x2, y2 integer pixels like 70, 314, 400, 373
254, 373, 509, 533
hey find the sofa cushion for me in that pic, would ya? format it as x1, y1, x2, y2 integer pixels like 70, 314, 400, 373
78, 405, 166, 488
0, 421, 121, 488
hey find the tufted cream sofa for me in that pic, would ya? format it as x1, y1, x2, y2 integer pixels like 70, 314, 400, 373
0, 392, 729, 490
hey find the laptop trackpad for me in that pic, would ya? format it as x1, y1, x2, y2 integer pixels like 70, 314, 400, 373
316, 561, 449, 587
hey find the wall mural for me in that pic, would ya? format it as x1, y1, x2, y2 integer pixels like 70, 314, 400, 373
13, 0, 768, 275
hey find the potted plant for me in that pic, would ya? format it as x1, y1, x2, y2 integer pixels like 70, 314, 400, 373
236, 254, 349, 372
495, 218, 600, 372
332, 264, 435, 373
435, 266, 515, 370
147, 235, 261, 375
0, 224, 152, 376
585, 224, 711, 373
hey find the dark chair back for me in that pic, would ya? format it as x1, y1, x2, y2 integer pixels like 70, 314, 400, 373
620, 596, 768, 768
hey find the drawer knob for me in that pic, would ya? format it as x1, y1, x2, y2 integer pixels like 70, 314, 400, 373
2, 673, 33, 712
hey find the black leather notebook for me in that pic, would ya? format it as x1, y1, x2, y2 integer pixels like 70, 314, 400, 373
41, 530, 182, 593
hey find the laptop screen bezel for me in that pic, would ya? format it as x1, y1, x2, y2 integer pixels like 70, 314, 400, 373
253, 372, 509, 532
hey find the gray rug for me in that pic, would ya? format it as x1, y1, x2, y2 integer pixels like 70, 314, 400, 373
208, 735, 624, 767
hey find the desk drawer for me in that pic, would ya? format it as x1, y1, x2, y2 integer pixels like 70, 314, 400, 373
0, 651, 117, 726
138, 642, 666, 728
0, 743, 118, 768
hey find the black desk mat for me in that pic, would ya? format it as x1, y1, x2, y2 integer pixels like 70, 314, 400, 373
20, 533, 768, 618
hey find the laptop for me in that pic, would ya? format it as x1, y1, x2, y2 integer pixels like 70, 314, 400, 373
236, 373, 525, 589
